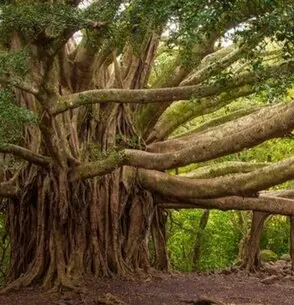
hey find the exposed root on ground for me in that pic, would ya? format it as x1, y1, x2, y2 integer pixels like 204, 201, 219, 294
95, 293, 128, 305
181, 296, 225, 304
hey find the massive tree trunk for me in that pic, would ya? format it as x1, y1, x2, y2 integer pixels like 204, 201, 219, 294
1, 0, 294, 292
1, 28, 167, 291
6, 166, 162, 290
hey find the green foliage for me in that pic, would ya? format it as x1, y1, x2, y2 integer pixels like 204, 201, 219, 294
261, 216, 289, 256
0, 215, 9, 287
260, 249, 278, 262
196, 210, 240, 271
0, 50, 29, 78
0, 1, 123, 48
167, 210, 201, 271
167, 210, 290, 272
167, 210, 241, 272
0, 3, 78, 42
0, 87, 37, 144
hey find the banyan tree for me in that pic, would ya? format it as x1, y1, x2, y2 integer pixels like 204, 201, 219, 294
1, 0, 294, 291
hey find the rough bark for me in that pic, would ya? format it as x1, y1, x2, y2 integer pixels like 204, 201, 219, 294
0, 182, 18, 198
159, 196, 294, 216
1, 1, 294, 292
192, 210, 210, 270
241, 212, 269, 272
52, 61, 293, 115
290, 216, 294, 271
0, 144, 51, 166
147, 99, 294, 155
137, 158, 294, 200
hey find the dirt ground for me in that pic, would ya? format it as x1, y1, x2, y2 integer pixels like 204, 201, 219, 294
1, 260, 294, 305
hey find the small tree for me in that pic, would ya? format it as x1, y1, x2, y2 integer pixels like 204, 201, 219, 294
1, 0, 294, 291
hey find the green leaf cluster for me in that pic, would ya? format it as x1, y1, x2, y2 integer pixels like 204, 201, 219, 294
0, 87, 37, 144
0, 49, 29, 78
167, 210, 240, 271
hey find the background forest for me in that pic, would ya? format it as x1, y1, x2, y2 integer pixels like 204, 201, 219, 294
166, 95, 294, 272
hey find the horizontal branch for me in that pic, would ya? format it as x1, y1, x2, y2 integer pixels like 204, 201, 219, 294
147, 62, 293, 142
138, 156, 294, 199
172, 106, 261, 140
52, 61, 292, 115
0, 77, 38, 95
159, 196, 294, 216
69, 151, 124, 181
71, 100, 294, 181
143, 100, 294, 168
182, 161, 267, 179
180, 37, 259, 86
0, 144, 51, 166
260, 189, 294, 199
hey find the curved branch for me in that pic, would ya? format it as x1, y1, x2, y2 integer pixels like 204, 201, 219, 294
69, 151, 124, 181
72, 98, 294, 181
0, 144, 51, 166
52, 61, 293, 115
172, 106, 262, 139
180, 37, 261, 87
146, 62, 293, 142
0, 77, 38, 95
159, 196, 294, 216
148, 88, 259, 143
138, 156, 294, 199
143, 100, 294, 168
182, 161, 267, 179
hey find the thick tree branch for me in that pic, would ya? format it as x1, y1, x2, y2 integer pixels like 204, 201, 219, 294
146, 63, 293, 142
0, 144, 51, 166
260, 189, 294, 199
52, 61, 292, 115
71, 99, 294, 181
143, 85, 257, 143
180, 37, 261, 87
69, 151, 124, 181
0, 77, 38, 95
159, 196, 294, 216
145, 100, 294, 166
138, 156, 294, 199
172, 106, 262, 139
182, 161, 267, 179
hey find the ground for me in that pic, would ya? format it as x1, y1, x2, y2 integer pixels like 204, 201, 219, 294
1, 260, 294, 305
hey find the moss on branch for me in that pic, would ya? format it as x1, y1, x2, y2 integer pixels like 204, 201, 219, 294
138, 156, 294, 200
0, 143, 50, 166
160, 196, 294, 216
53, 61, 293, 116
182, 161, 267, 179
69, 150, 126, 181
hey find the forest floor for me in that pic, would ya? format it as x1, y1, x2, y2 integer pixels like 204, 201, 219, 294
0, 259, 294, 305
